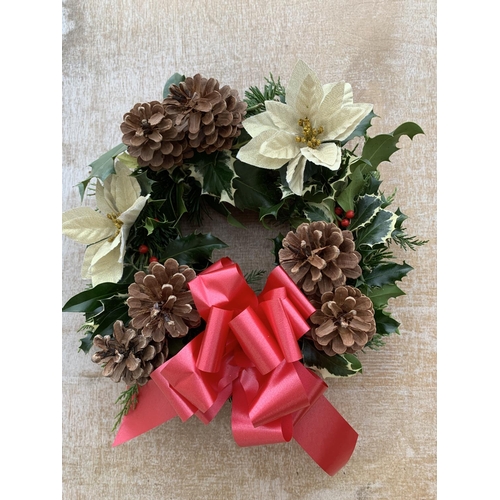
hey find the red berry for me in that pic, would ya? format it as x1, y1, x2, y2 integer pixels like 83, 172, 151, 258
149, 256, 159, 263
340, 218, 350, 228
334, 206, 344, 216
345, 210, 355, 219
138, 244, 149, 254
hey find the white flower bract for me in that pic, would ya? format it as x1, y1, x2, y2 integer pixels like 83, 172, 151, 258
237, 60, 372, 195
62, 162, 149, 286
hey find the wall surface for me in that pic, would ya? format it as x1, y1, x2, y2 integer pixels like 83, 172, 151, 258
62, 1, 436, 498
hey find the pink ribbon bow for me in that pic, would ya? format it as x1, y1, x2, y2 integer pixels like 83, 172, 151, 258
114, 258, 358, 476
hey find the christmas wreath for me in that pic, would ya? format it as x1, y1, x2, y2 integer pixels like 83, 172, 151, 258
62, 60, 426, 476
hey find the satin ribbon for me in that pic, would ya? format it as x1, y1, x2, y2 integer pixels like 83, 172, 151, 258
114, 258, 358, 476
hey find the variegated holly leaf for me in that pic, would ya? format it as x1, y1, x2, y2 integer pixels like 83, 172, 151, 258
302, 340, 363, 378
349, 194, 383, 230
355, 209, 398, 248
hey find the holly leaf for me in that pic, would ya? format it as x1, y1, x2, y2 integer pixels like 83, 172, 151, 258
302, 340, 362, 378
92, 299, 129, 337
62, 282, 129, 313
336, 168, 366, 212
163, 73, 185, 98
77, 143, 128, 199
374, 309, 400, 335
361, 122, 424, 171
341, 110, 377, 145
233, 160, 281, 211
162, 233, 228, 267
191, 151, 235, 198
365, 283, 405, 309
355, 209, 397, 248
259, 200, 286, 221
363, 262, 413, 287
350, 194, 383, 230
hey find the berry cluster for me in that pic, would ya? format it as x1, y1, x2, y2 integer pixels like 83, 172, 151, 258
334, 206, 355, 228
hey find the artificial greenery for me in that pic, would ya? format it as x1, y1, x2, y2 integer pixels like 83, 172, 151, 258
63, 69, 426, 381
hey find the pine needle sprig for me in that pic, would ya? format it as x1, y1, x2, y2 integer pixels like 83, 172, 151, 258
112, 384, 139, 432
244, 269, 266, 291
244, 74, 286, 116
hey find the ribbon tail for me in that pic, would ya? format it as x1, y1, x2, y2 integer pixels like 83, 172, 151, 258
293, 395, 358, 476
113, 380, 178, 446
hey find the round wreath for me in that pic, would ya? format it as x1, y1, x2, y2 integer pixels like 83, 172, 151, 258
62, 60, 426, 475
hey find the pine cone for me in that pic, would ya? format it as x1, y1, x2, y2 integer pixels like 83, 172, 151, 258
126, 258, 201, 342
120, 101, 193, 171
309, 286, 376, 355
279, 221, 362, 295
163, 74, 247, 154
92, 320, 168, 386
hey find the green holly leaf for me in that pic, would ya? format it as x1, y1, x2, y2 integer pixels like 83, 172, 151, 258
355, 209, 398, 248
361, 122, 424, 171
77, 143, 128, 199
233, 160, 281, 212
341, 110, 378, 145
163, 73, 185, 98
365, 283, 405, 309
302, 340, 362, 377
62, 282, 129, 313
162, 233, 228, 267
92, 299, 129, 337
374, 309, 400, 335
259, 200, 286, 221
363, 262, 413, 287
336, 168, 365, 212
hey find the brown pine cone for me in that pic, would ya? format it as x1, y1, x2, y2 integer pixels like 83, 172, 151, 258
126, 258, 201, 342
309, 286, 376, 355
92, 320, 168, 386
120, 101, 193, 171
163, 74, 247, 154
279, 221, 362, 295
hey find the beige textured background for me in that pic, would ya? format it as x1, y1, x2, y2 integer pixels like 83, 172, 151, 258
62, 1, 436, 498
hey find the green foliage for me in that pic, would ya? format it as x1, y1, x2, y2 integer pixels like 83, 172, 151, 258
113, 384, 139, 431
244, 74, 286, 116
162, 233, 228, 269
302, 340, 362, 377
77, 143, 127, 199
190, 151, 235, 198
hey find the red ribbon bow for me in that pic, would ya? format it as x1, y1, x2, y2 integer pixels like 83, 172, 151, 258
114, 258, 358, 476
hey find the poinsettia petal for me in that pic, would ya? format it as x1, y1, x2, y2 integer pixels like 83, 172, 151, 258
286, 154, 307, 195
259, 130, 300, 159
237, 129, 289, 170
112, 163, 142, 213
88, 242, 123, 286
322, 103, 373, 141
241, 112, 278, 137
286, 60, 323, 119
264, 101, 301, 133
62, 207, 114, 244
317, 82, 353, 125
300, 143, 341, 171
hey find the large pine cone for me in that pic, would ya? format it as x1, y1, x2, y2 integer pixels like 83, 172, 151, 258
309, 286, 376, 355
120, 101, 193, 171
163, 74, 247, 154
279, 221, 362, 295
126, 258, 201, 342
92, 320, 168, 386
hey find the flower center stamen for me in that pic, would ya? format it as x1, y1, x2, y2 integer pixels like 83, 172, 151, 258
295, 118, 324, 149
107, 213, 123, 242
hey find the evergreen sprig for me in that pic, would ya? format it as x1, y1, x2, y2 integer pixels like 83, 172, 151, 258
113, 384, 139, 432
244, 74, 286, 116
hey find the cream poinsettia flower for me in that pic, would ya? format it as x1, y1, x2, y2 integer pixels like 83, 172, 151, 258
62, 163, 149, 286
237, 60, 373, 195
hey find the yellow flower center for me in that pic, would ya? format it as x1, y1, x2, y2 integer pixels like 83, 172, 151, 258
295, 118, 324, 149
107, 213, 123, 242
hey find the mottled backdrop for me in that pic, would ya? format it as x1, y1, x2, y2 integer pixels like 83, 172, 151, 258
62, 1, 436, 498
